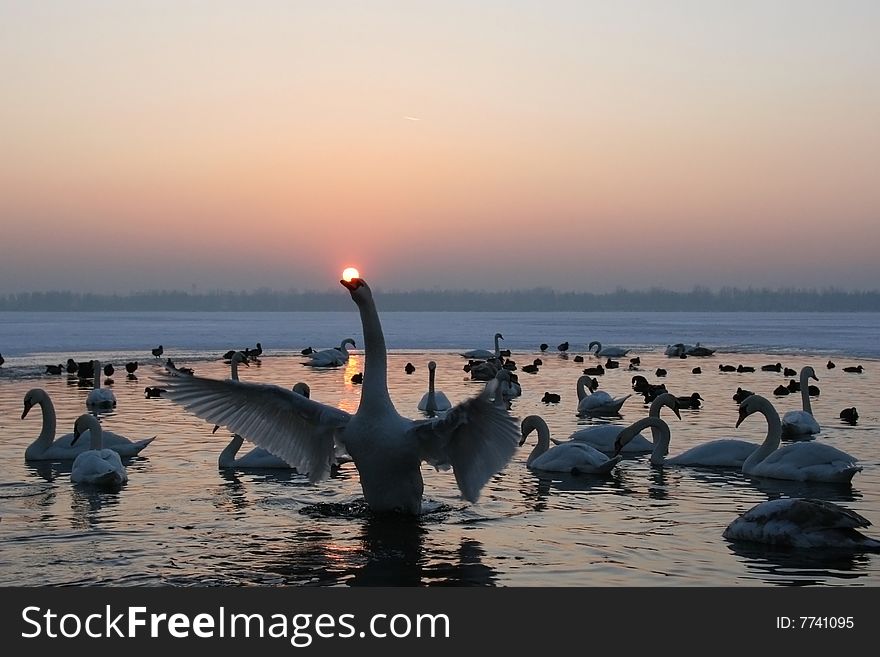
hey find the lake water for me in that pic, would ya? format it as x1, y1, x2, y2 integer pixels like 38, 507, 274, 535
0, 311, 878, 586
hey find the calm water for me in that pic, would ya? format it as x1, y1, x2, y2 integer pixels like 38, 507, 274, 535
0, 312, 878, 586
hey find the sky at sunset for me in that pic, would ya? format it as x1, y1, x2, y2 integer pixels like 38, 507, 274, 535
1, 1, 878, 293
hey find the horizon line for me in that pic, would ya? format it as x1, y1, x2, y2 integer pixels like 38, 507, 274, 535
4, 284, 880, 296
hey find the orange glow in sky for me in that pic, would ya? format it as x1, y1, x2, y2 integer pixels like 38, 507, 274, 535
1, 2, 879, 293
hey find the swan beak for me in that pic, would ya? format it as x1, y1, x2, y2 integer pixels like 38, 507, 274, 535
735, 409, 748, 428
613, 437, 624, 456
71, 426, 82, 446
518, 435, 526, 447
21, 403, 32, 420
212, 424, 221, 434
673, 406, 682, 420
340, 278, 364, 291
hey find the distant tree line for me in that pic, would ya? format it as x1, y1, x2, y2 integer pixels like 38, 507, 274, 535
1, 286, 879, 312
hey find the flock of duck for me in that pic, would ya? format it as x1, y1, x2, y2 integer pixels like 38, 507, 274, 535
7, 276, 880, 555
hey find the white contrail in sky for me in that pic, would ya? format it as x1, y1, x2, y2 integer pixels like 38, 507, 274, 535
404, 116, 422, 121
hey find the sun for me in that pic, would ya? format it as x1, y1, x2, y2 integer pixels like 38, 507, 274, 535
342, 267, 360, 282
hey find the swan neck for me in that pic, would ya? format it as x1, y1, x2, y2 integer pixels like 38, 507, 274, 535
494, 334, 501, 358
426, 368, 436, 411
743, 400, 781, 471
230, 360, 239, 382
525, 418, 550, 466
355, 293, 391, 409
648, 396, 665, 418
218, 435, 243, 466
576, 376, 589, 401
799, 371, 813, 416
93, 361, 101, 390
88, 420, 103, 450
649, 421, 670, 465
32, 394, 57, 452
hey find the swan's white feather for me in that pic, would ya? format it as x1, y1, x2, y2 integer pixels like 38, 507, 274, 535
159, 374, 350, 482
410, 381, 519, 503
781, 410, 821, 436
748, 442, 861, 482
86, 388, 116, 407
561, 424, 652, 454
531, 442, 620, 474
71, 448, 128, 486
666, 439, 758, 467
723, 498, 880, 550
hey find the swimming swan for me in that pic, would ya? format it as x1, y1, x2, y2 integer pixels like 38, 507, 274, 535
305, 339, 356, 367
161, 277, 519, 514
588, 341, 630, 358
614, 416, 759, 467
86, 360, 117, 409
737, 395, 861, 483
723, 498, 880, 550
418, 361, 452, 414
70, 414, 128, 487
461, 333, 503, 360
520, 415, 621, 474
781, 366, 821, 437
22, 388, 154, 460
552, 393, 681, 454
575, 375, 630, 416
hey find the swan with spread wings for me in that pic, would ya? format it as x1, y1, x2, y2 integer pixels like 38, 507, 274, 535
160, 274, 520, 514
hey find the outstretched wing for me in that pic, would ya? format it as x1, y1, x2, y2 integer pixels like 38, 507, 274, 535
157, 374, 351, 482
409, 380, 519, 503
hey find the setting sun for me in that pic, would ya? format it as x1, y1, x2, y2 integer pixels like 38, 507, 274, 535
342, 267, 360, 282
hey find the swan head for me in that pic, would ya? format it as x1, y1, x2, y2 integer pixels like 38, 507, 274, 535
21, 388, 46, 420
292, 382, 311, 398
735, 395, 766, 427
340, 276, 367, 293
519, 415, 544, 446
802, 366, 819, 382
494, 333, 504, 340
231, 351, 249, 366
71, 414, 99, 446
653, 393, 682, 419
428, 361, 437, 371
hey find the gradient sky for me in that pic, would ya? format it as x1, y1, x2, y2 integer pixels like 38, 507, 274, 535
1, 0, 879, 293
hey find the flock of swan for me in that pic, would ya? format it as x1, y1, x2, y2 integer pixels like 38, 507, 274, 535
9, 275, 879, 555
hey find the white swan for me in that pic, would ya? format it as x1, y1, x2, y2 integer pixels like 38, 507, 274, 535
22, 388, 154, 460
160, 276, 519, 514
520, 416, 621, 474
737, 395, 861, 483
553, 393, 681, 454
575, 375, 630, 416
70, 414, 128, 487
664, 343, 691, 357
781, 366, 821, 437
614, 416, 759, 467
687, 343, 715, 357
418, 361, 452, 414
494, 368, 522, 401
217, 352, 294, 469
588, 341, 629, 358
86, 360, 116, 409
723, 498, 880, 550
305, 338, 356, 367
461, 333, 503, 360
